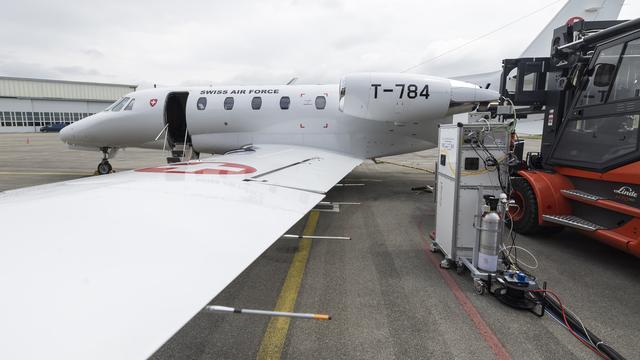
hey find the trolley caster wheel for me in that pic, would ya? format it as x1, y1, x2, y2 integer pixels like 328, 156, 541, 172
429, 242, 439, 253
473, 279, 486, 295
440, 259, 451, 269
97, 161, 112, 175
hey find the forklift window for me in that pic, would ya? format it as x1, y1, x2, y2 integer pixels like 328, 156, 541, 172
577, 44, 624, 107
552, 114, 639, 166
593, 64, 616, 87
610, 39, 640, 102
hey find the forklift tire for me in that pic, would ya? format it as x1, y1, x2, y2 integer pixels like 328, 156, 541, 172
510, 177, 562, 235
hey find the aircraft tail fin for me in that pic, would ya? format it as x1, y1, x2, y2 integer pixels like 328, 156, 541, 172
520, 0, 625, 58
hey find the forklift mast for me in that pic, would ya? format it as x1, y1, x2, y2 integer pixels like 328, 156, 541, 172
499, 18, 640, 169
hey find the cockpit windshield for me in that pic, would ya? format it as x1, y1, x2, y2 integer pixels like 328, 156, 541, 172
111, 97, 131, 112
124, 98, 135, 111
104, 98, 123, 112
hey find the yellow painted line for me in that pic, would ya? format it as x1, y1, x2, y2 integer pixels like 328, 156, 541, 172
256, 211, 319, 360
0, 172, 91, 176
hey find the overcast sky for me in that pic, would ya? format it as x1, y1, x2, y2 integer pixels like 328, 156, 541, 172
1, 0, 639, 88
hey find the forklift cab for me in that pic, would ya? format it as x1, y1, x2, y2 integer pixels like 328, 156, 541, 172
548, 35, 640, 172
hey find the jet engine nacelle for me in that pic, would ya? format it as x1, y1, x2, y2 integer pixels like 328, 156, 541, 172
338, 73, 498, 122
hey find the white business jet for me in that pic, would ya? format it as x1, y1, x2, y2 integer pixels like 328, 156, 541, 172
59, 74, 495, 174
0, 1, 625, 359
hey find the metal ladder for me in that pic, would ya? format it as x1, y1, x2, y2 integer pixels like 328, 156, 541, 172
157, 125, 197, 163
167, 143, 195, 163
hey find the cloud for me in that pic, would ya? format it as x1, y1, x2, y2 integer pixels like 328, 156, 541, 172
0, 0, 638, 87
0, 59, 111, 82
81, 48, 105, 58
53, 65, 103, 77
0, 60, 58, 79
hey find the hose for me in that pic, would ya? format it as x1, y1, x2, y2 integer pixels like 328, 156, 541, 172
530, 289, 626, 360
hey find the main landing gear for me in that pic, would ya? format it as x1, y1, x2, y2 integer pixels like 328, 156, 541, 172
96, 147, 114, 175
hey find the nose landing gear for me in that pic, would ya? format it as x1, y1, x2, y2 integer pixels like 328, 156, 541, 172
96, 147, 115, 175
97, 159, 113, 175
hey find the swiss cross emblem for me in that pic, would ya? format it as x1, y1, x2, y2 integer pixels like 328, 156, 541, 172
135, 161, 257, 175
149, 98, 158, 107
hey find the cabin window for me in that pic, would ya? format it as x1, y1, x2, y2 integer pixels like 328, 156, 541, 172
224, 97, 234, 110
315, 96, 326, 110
197, 97, 207, 110
251, 96, 262, 110
124, 98, 136, 111
280, 96, 291, 110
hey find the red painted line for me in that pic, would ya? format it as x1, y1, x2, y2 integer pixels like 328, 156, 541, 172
419, 221, 511, 360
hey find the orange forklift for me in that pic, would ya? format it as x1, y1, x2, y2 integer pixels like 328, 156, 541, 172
503, 18, 640, 257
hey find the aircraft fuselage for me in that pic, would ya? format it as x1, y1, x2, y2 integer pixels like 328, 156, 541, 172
60, 73, 499, 159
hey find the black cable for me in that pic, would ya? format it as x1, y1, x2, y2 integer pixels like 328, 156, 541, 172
495, 163, 506, 194
478, 135, 509, 194
506, 230, 517, 270
530, 291, 626, 360
470, 141, 488, 169
510, 229, 518, 270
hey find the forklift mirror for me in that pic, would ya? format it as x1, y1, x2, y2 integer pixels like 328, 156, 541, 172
593, 63, 616, 87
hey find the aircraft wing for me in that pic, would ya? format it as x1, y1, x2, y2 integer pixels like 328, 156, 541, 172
0, 144, 362, 360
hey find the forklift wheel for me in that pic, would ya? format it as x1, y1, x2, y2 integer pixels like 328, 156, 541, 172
510, 177, 562, 235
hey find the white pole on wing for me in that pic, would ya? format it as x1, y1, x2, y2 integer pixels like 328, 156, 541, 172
205, 305, 331, 321
282, 234, 350, 240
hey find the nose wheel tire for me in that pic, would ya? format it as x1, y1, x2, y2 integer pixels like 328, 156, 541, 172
97, 161, 113, 175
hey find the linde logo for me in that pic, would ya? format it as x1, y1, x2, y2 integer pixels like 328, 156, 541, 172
613, 186, 638, 198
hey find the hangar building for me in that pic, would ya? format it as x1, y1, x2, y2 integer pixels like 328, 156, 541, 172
0, 76, 137, 133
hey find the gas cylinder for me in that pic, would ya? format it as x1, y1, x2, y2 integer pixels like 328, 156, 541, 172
478, 207, 501, 272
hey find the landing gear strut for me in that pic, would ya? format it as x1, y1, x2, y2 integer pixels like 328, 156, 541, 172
97, 147, 113, 175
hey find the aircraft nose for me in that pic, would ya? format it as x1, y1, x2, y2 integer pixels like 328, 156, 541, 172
59, 125, 69, 143
59, 123, 76, 144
